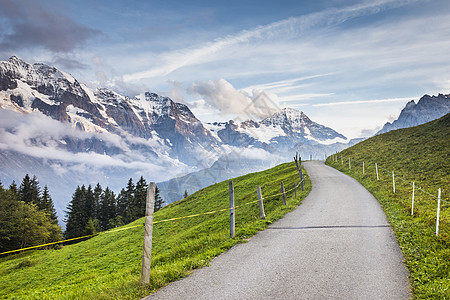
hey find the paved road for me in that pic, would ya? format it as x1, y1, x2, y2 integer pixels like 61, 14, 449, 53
144, 161, 411, 300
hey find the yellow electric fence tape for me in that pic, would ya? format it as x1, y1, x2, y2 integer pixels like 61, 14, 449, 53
1, 179, 305, 256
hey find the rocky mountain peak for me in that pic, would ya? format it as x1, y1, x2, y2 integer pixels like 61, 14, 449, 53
377, 93, 450, 135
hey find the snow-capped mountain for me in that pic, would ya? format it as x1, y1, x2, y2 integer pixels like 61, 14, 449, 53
0, 56, 351, 214
205, 108, 347, 152
377, 94, 450, 135
0, 56, 220, 166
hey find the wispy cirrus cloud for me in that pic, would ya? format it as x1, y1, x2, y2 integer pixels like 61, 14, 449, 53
123, 0, 415, 82
312, 97, 416, 107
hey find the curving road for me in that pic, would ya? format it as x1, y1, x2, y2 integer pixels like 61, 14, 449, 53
144, 161, 411, 300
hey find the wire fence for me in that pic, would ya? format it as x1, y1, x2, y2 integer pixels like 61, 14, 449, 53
328, 154, 447, 236
1, 165, 306, 256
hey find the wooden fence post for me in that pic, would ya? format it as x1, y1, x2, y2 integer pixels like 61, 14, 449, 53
281, 181, 287, 206
257, 185, 266, 220
294, 155, 304, 191
363, 161, 365, 175
436, 188, 441, 236
411, 182, 415, 216
141, 182, 156, 284
392, 171, 395, 193
295, 182, 297, 199
229, 180, 235, 239
375, 163, 379, 180
349, 157, 351, 169
341, 155, 343, 165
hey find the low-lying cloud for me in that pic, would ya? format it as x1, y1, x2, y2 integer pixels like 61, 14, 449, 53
0, 110, 184, 182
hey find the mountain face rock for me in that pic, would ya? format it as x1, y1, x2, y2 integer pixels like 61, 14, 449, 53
0, 56, 218, 165
377, 94, 450, 135
206, 107, 347, 153
0, 56, 353, 213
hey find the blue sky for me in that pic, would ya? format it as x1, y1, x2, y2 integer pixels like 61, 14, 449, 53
1, 0, 449, 138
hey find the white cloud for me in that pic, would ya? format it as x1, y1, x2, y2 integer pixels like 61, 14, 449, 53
188, 79, 280, 120
0, 109, 186, 181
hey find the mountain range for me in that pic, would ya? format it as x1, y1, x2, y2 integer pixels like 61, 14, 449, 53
377, 93, 450, 135
0, 56, 447, 220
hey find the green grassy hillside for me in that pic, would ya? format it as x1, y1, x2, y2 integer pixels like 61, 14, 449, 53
0, 161, 310, 299
326, 113, 449, 299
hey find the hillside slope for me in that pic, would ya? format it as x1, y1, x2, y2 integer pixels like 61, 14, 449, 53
326, 113, 449, 299
0, 161, 310, 299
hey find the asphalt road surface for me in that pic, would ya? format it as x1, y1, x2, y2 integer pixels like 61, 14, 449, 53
144, 161, 411, 300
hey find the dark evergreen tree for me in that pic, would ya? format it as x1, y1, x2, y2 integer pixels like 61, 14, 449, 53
184, 189, 188, 199
9, 180, 18, 197
116, 188, 128, 221
99, 187, 116, 231
19, 174, 41, 205
40, 185, 58, 224
84, 185, 95, 221
121, 178, 135, 223
93, 183, 103, 220
133, 176, 148, 219
154, 185, 164, 212
64, 185, 87, 239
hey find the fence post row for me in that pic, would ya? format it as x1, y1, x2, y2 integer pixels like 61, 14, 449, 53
257, 185, 266, 220
436, 188, 441, 236
281, 181, 287, 206
141, 182, 156, 284
229, 180, 235, 239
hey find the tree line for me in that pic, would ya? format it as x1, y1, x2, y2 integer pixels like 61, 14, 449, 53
0, 174, 164, 253
64, 176, 164, 239
0, 175, 61, 253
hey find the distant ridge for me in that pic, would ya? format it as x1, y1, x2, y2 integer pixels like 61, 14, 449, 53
376, 93, 450, 135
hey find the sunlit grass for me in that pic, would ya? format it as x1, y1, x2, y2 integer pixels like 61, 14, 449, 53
0, 161, 311, 299
326, 114, 449, 299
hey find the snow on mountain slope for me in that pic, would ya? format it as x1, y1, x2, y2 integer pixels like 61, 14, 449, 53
207, 107, 347, 150
0, 55, 357, 212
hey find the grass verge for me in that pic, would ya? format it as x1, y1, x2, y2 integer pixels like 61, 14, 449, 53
326, 114, 449, 299
0, 161, 310, 299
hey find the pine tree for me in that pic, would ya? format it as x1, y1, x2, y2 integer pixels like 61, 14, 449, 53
93, 183, 103, 220
154, 185, 164, 212
84, 185, 95, 222
134, 176, 148, 219
65, 185, 87, 239
9, 181, 18, 197
116, 188, 127, 221
184, 189, 188, 199
40, 186, 58, 224
19, 174, 41, 205
99, 187, 116, 231
124, 178, 135, 223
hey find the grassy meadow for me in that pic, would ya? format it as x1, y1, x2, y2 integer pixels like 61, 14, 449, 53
326, 114, 449, 299
0, 161, 310, 299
